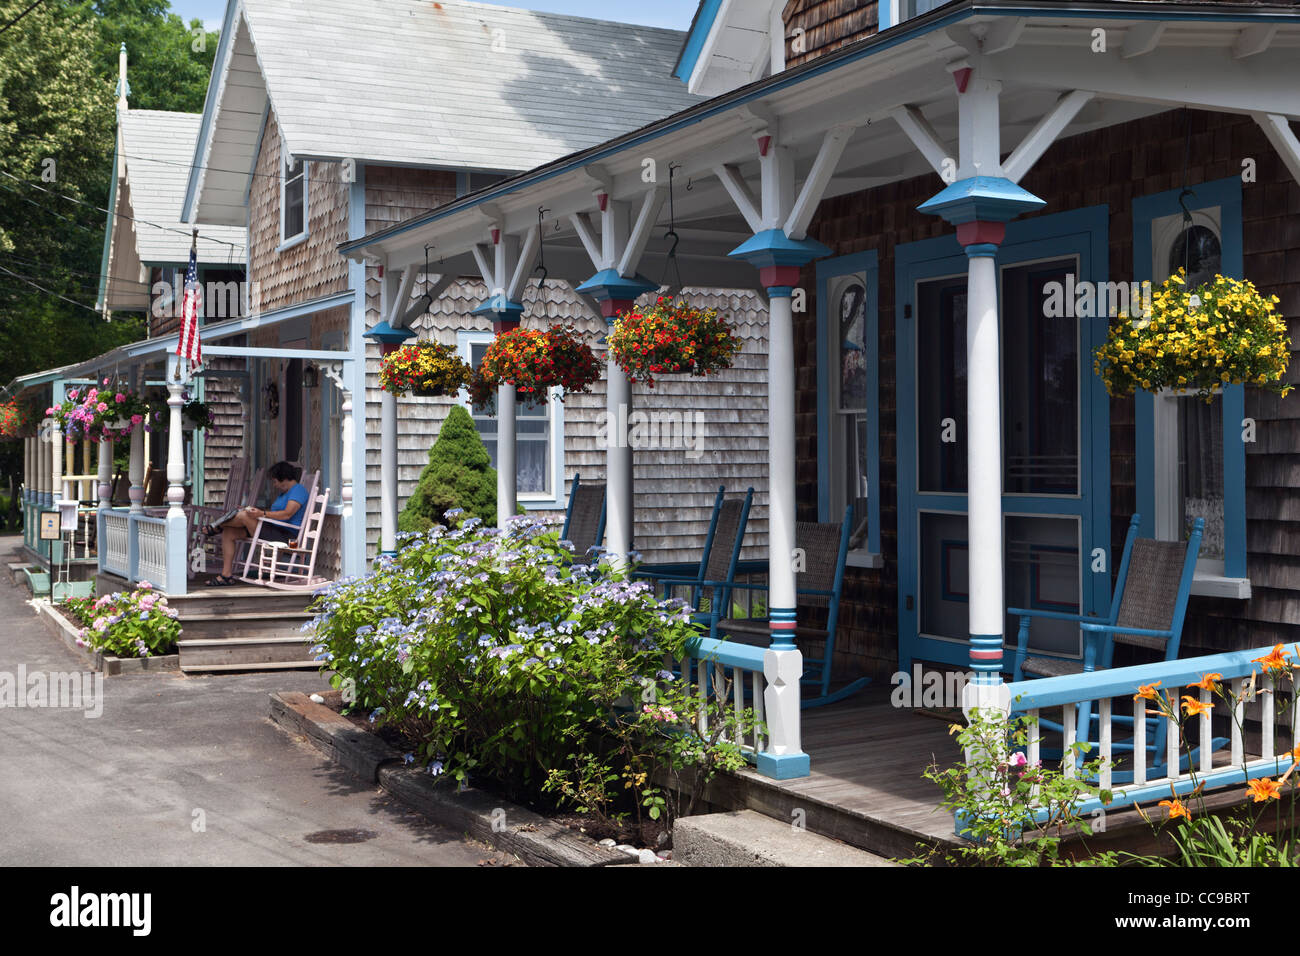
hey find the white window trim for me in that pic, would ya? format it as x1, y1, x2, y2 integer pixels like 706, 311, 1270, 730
1148, 206, 1249, 599
279, 150, 309, 250
456, 330, 565, 509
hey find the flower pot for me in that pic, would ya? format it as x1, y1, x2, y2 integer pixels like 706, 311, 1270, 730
411, 384, 447, 398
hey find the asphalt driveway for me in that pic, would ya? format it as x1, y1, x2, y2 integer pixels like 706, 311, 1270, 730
0, 538, 513, 866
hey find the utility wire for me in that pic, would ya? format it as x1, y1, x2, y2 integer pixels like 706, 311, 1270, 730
0, 251, 153, 291
0, 0, 47, 37
0, 168, 246, 254
0, 264, 105, 317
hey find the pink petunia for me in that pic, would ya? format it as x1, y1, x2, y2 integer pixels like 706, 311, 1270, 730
115, 393, 125, 403
131, 414, 143, 425
96, 402, 108, 412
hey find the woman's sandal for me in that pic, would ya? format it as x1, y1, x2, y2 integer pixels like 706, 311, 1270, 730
209, 574, 238, 587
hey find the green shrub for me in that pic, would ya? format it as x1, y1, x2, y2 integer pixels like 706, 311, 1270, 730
308, 515, 758, 821
398, 405, 496, 532
63, 582, 181, 657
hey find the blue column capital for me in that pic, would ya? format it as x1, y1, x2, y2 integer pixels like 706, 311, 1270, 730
728, 229, 831, 271
363, 321, 416, 347
917, 175, 1045, 227
574, 269, 659, 319
470, 294, 525, 320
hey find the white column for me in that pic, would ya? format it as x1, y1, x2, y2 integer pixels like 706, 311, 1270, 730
605, 360, 633, 562
497, 383, 516, 527
51, 420, 63, 503
762, 288, 804, 773
380, 387, 398, 552
164, 371, 188, 594
97, 439, 111, 511
128, 425, 145, 514
24, 436, 33, 502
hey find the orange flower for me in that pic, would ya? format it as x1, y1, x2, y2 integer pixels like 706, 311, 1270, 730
1246, 777, 1282, 802
1134, 680, 1163, 701
1190, 672, 1222, 691
1158, 798, 1191, 821
1181, 695, 1213, 718
1252, 644, 1291, 675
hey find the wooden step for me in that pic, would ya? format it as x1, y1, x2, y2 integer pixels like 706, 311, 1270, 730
181, 660, 321, 673
178, 617, 315, 642
178, 635, 320, 671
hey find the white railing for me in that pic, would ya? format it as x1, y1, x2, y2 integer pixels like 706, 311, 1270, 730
134, 515, 168, 586
101, 511, 130, 577
1002, 644, 1300, 821
683, 638, 767, 757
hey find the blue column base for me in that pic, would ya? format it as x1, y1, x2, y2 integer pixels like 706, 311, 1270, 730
755, 750, 811, 780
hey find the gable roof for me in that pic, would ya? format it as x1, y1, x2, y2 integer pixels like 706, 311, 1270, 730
185, 0, 703, 226
98, 109, 247, 312
120, 111, 247, 263
673, 0, 784, 96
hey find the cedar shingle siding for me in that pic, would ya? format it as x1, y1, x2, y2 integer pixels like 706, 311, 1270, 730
784, 0, 879, 67
796, 108, 1300, 682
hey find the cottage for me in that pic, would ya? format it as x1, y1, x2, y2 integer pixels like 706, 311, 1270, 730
343, 0, 1300, 830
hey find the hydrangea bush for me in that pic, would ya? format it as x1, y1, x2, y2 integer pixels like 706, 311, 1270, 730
63, 582, 181, 658
308, 514, 757, 818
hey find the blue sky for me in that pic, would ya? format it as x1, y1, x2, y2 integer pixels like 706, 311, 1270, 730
170, 0, 700, 31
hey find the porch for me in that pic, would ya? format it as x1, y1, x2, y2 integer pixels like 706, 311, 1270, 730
9, 297, 361, 598
694, 657, 1300, 857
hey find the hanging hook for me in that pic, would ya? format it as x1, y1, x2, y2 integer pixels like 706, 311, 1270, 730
1177, 188, 1195, 225
533, 206, 550, 294
684, 176, 693, 192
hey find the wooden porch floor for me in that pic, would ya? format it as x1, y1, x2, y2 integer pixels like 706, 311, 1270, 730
695, 687, 965, 858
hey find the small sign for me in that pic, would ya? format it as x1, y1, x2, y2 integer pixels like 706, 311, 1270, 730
38, 511, 62, 541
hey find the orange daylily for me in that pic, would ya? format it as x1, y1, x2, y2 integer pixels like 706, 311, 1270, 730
1190, 672, 1223, 691
1252, 644, 1291, 675
1158, 798, 1191, 821
1181, 695, 1213, 718
1247, 777, 1282, 802
1134, 680, 1163, 701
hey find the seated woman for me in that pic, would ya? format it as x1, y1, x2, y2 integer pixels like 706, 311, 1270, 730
209, 461, 309, 586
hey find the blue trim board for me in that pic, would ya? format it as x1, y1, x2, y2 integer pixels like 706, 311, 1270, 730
895, 204, 1111, 672
672, 0, 724, 83
1132, 176, 1246, 579
815, 249, 880, 557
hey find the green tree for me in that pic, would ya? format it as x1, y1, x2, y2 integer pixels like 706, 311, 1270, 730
399, 405, 498, 532
83, 1, 219, 113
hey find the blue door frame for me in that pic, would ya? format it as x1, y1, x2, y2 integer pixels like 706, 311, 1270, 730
896, 204, 1112, 672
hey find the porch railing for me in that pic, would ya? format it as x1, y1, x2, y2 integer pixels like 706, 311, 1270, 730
1001, 643, 1299, 821
100, 511, 130, 577
682, 637, 767, 757
134, 514, 168, 586
96, 508, 185, 593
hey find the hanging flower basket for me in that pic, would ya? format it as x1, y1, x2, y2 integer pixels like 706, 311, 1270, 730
607, 297, 741, 387
473, 326, 599, 411
49, 382, 150, 442
0, 400, 31, 441
379, 342, 473, 397
1094, 270, 1291, 400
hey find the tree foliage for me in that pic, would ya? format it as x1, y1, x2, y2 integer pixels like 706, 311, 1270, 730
399, 405, 498, 532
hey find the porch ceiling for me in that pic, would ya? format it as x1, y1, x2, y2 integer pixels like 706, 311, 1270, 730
345, 2, 1300, 275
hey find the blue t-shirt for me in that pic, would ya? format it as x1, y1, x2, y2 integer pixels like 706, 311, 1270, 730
272, 484, 310, 528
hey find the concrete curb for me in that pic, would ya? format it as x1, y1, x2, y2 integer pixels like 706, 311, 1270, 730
34, 599, 180, 675
674, 810, 898, 867
269, 691, 636, 868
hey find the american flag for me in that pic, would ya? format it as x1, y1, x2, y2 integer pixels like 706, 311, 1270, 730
177, 243, 203, 370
